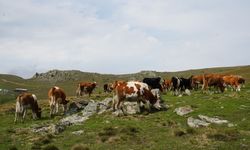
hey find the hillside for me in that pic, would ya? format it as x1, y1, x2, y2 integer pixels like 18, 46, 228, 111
0, 65, 249, 103
0, 65, 250, 149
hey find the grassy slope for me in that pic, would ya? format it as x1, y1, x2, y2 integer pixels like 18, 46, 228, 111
0, 65, 250, 149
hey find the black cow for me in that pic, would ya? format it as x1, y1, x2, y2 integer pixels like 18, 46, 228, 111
142, 77, 163, 92
171, 76, 192, 95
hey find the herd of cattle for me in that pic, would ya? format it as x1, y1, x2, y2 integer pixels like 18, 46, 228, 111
14, 73, 245, 123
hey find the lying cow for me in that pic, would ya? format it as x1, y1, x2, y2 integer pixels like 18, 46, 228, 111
143, 77, 163, 92
48, 86, 69, 117
14, 93, 41, 123
112, 81, 161, 115
76, 82, 97, 97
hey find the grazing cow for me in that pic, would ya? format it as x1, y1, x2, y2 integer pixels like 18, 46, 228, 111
76, 82, 97, 97
171, 76, 193, 95
191, 75, 204, 90
48, 86, 69, 117
112, 81, 161, 115
103, 83, 113, 93
142, 77, 163, 92
14, 93, 41, 123
223, 75, 245, 91
203, 74, 226, 93
162, 79, 172, 91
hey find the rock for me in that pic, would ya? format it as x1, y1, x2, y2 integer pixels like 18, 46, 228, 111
187, 117, 210, 128
198, 115, 228, 124
72, 130, 84, 135
51, 124, 66, 134
67, 100, 89, 114
122, 102, 138, 115
32, 125, 51, 133
97, 98, 113, 114
184, 89, 191, 96
174, 106, 193, 116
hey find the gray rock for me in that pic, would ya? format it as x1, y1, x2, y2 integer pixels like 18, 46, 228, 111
174, 106, 193, 116
198, 115, 228, 124
187, 117, 210, 128
51, 124, 66, 134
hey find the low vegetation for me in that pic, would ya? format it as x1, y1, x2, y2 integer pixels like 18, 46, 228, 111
0, 65, 250, 149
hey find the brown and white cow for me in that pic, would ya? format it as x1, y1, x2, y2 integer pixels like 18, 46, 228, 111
112, 81, 161, 115
14, 93, 41, 123
76, 82, 97, 97
48, 86, 69, 117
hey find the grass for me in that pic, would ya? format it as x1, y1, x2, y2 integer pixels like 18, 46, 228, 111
0, 65, 250, 149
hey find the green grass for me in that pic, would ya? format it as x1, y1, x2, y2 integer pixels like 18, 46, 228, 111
0, 65, 250, 149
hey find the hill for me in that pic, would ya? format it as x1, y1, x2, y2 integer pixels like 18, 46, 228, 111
0, 65, 250, 103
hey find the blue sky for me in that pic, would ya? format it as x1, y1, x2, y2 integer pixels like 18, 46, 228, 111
0, 0, 249, 78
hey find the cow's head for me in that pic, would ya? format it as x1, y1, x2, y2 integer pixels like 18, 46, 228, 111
150, 89, 161, 110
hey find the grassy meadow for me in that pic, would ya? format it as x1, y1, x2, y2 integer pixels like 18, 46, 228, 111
0, 65, 250, 150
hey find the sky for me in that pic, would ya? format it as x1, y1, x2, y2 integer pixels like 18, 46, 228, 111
0, 0, 249, 78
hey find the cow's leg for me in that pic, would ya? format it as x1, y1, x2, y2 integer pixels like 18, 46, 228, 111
55, 103, 59, 114
112, 95, 118, 111
50, 104, 54, 117
14, 112, 18, 123
21, 109, 26, 122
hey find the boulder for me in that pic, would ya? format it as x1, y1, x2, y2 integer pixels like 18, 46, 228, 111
187, 117, 210, 128
174, 106, 193, 116
198, 115, 228, 124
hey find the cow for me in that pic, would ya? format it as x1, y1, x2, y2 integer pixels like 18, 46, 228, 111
191, 75, 204, 90
142, 77, 163, 92
14, 93, 41, 123
103, 83, 113, 93
223, 75, 245, 91
162, 79, 172, 91
171, 76, 193, 95
48, 86, 69, 117
76, 82, 97, 97
202, 74, 226, 93
112, 81, 162, 115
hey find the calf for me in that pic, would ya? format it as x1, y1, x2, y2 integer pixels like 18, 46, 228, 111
142, 77, 163, 92
191, 75, 204, 90
14, 93, 41, 123
48, 86, 69, 117
76, 82, 97, 97
112, 81, 161, 115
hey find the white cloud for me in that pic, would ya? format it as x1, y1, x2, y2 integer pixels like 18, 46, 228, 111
0, 0, 249, 78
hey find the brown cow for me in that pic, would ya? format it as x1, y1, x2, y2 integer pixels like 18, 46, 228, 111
191, 75, 204, 90
14, 93, 41, 123
76, 82, 97, 97
223, 75, 245, 91
48, 86, 69, 117
112, 81, 161, 115
202, 74, 226, 93
162, 79, 172, 91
